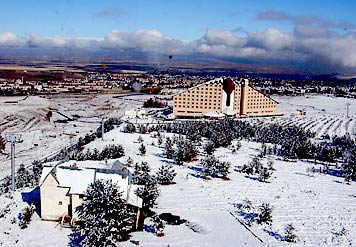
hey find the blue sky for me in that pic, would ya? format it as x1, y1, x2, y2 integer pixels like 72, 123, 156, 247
1, 0, 356, 72
2, 0, 356, 40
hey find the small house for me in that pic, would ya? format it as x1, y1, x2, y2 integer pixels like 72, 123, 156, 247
39, 161, 142, 225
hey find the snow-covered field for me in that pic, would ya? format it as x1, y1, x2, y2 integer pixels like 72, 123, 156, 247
0, 94, 146, 180
2, 129, 355, 246
1, 93, 356, 247
248, 95, 356, 139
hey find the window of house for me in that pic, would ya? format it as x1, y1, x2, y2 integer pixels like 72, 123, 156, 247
59, 201, 62, 205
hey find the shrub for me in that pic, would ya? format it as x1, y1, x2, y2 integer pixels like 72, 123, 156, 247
18, 205, 35, 229
284, 224, 299, 242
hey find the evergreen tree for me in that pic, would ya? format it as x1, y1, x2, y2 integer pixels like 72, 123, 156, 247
90, 148, 100, 160
217, 161, 231, 178
124, 123, 136, 133
31, 160, 43, 184
272, 144, 278, 155
267, 159, 275, 171
284, 223, 299, 243
174, 146, 185, 166
18, 205, 35, 229
231, 141, 242, 153
201, 155, 230, 178
132, 162, 151, 185
202, 155, 217, 177
280, 142, 298, 160
343, 147, 356, 183
164, 137, 174, 159
242, 198, 253, 212
137, 135, 144, 143
258, 167, 272, 182
127, 157, 134, 167
139, 125, 147, 134
136, 178, 160, 210
156, 165, 177, 184
242, 157, 263, 175
157, 135, 163, 146
174, 139, 197, 165
135, 177, 160, 230
256, 203, 273, 225
76, 180, 132, 246
98, 145, 125, 160
259, 143, 267, 157
16, 164, 35, 188
204, 141, 215, 155
139, 143, 146, 156
0, 135, 5, 152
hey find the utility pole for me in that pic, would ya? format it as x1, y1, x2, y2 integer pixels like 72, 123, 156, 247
101, 117, 105, 141
346, 102, 351, 118
4, 133, 22, 191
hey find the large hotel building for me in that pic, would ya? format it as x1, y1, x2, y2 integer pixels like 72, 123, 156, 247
173, 78, 278, 118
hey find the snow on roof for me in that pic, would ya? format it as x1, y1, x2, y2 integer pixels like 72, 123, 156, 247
222, 108, 235, 116
203, 111, 225, 118
56, 166, 95, 194
39, 166, 55, 185
96, 173, 128, 196
40, 161, 142, 207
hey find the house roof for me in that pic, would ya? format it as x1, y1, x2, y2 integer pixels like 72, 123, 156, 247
56, 167, 96, 194
40, 160, 142, 208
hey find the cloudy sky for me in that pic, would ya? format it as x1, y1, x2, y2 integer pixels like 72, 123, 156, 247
1, 0, 356, 73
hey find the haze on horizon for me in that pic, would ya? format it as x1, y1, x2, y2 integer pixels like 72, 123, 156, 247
1, 0, 356, 74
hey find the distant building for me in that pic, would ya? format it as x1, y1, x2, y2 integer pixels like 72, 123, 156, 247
173, 78, 278, 118
124, 109, 146, 119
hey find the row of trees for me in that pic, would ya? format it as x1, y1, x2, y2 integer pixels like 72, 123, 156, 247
0, 160, 43, 194
143, 98, 167, 108
145, 119, 356, 182
70, 144, 125, 161
0, 118, 122, 193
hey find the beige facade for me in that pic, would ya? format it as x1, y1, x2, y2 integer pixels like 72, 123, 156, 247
40, 173, 71, 221
173, 78, 277, 117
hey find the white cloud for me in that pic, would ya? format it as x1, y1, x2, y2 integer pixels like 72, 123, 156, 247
203, 29, 246, 47
102, 29, 190, 54
1, 26, 356, 71
248, 28, 294, 51
0, 32, 24, 46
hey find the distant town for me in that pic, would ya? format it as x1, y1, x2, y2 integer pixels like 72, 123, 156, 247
1, 69, 356, 98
